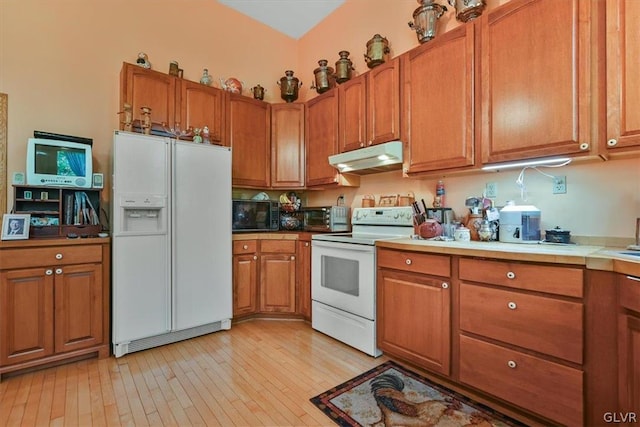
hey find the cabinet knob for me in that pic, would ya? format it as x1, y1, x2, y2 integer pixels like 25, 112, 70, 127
507, 360, 517, 369
291, 255, 295, 260
243, 244, 248, 250
579, 142, 590, 151
508, 301, 517, 310
55, 268, 63, 275
607, 138, 618, 147
360, 142, 365, 147
55, 253, 63, 260
506, 271, 516, 279
253, 255, 257, 260
368, 140, 373, 146
305, 242, 309, 247
45, 269, 53, 276
405, 258, 412, 265
441, 282, 449, 289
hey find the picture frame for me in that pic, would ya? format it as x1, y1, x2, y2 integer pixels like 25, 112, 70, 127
40, 191, 48, 200
24, 190, 33, 200
2, 214, 31, 240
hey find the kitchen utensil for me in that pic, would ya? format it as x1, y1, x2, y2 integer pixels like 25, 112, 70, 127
417, 219, 442, 239
448, 0, 486, 22
362, 194, 375, 207
398, 192, 415, 206
545, 226, 571, 244
454, 225, 471, 242
364, 34, 390, 69
277, 70, 302, 103
311, 59, 336, 94
408, 0, 448, 44
379, 194, 399, 207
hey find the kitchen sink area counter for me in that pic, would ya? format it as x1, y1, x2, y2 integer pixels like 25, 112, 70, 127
376, 238, 640, 276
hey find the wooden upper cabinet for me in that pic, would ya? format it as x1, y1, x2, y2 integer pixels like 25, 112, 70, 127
606, 0, 640, 153
402, 24, 476, 175
179, 80, 226, 146
271, 103, 305, 188
306, 90, 341, 187
227, 94, 271, 188
339, 58, 401, 153
480, 0, 593, 164
120, 62, 177, 128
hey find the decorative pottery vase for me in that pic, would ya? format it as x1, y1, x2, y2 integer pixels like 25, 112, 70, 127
200, 69, 213, 86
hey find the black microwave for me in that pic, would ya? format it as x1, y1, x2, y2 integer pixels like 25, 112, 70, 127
232, 199, 279, 232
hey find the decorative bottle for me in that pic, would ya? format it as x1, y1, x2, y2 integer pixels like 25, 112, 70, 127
200, 68, 213, 86
436, 180, 445, 207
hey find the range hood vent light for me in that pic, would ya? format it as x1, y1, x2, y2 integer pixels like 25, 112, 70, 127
328, 140, 403, 175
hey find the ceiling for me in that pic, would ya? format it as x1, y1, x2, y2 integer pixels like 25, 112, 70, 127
217, 0, 345, 39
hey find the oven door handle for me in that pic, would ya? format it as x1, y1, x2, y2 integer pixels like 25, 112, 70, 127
312, 240, 375, 252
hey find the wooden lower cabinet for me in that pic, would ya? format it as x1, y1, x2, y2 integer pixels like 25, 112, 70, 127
232, 238, 300, 318
619, 273, 640, 415
459, 335, 583, 426
0, 239, 110, 377
260, 240, 296, 313
377, 249, 451, 375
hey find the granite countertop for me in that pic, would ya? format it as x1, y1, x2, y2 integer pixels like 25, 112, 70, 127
376, 238, 640, 277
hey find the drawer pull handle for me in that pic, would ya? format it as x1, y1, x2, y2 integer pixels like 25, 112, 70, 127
508, 302, 517, 310
507, 360, 517, 369
55, 268, 63, 275
45, 269, 53, 276
405, 259, 412, 265
55, 253, 63, 260
506, 271, 515, 279
627, 275, 640, 282
441, 282, 449, 289
243, 244, 249, 250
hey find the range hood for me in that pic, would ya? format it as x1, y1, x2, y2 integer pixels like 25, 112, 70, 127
328, 140, 403, 175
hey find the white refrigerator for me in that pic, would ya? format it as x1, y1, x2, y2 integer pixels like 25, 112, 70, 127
111, 131, 232, 357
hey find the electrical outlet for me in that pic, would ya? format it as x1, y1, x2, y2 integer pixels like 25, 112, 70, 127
485, 182, 498, 198
553, 176, 567, 194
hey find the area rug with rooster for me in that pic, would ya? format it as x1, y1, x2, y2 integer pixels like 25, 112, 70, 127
310, 361, 528, 427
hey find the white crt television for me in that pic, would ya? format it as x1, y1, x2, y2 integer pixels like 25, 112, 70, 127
26, 138, 93, 188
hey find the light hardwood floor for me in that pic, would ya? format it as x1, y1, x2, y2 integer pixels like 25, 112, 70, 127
0, 320, 389, 426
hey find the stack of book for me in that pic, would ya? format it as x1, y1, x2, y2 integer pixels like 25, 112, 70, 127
64, 192, 99, 225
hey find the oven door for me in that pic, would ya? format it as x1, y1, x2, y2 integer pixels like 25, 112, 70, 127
311, 239, 375, 320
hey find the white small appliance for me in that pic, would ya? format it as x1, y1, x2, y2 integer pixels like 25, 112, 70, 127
499, 203, 541, 243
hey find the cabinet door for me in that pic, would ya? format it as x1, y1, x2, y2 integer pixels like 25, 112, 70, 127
480, 0, 592, 164
260, 254, 296, 313
179, 80, 226, 145
296, 239, 311, 320
338, 75, 367, 152
619, 313, 640, 414
54, 263, 103, 353
377, 268, 451, 375
228, 94, 271, 188
367, 58, 401, 146
233, 254, 258, 316
0, 268, 54, 366
606, 0, 640, 152
306, 90, 340, 187
271, 103, 305, 188
403, 24, 476, 174
120, 62, 177, 128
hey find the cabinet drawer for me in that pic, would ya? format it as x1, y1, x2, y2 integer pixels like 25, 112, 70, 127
260, 240, 296, 254
459, 335, 583, 426
620, 274, 640, 313
377, 249, 450, 277
460, 283, 583, 363
459, 258, 583, 297
0, 245, 102, 270
233, 240, 257, 254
